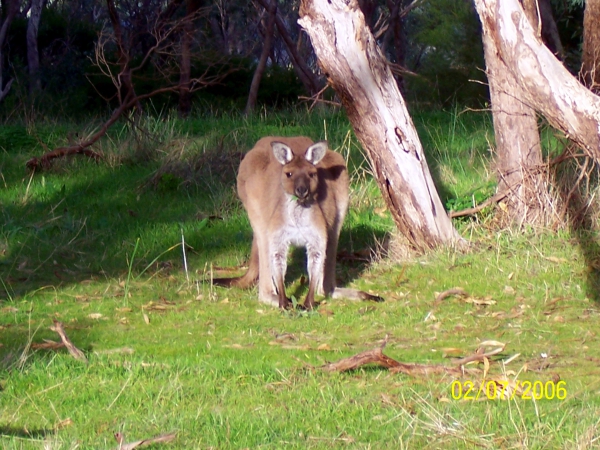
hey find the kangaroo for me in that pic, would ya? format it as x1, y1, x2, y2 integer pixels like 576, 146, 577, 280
213, 136, 382, 309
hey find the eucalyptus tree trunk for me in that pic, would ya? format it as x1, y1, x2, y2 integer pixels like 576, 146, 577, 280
473, 0, 600, 161
478, 0, 549, 225
582, 0, 600, 93
299, 0, 461, 252
244, 0, 277, 115
27, 0, 45, 95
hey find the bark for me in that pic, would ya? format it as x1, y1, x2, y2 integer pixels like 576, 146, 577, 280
479, 0, 548, 225
299, 0, 461, 252
582, 0, 600, 93
0, 0, 18, 102
473, 0, 600, 161
26, 0, 44, 94
244, 0, 277, 115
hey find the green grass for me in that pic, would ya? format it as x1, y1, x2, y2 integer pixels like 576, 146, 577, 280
1, 108, 599, 449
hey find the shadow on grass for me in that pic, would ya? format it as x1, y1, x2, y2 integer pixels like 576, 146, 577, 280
551, 156, 600, 304
0, 426, 54, 439
0, 156, 391, 365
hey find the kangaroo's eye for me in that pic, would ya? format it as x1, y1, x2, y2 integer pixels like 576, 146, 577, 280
285, 172, 293, 178
309, 172, 315, 178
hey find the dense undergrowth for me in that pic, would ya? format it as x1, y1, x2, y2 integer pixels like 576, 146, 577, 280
0, 107, 599, 449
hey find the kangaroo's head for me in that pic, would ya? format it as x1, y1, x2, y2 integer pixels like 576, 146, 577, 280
271, 140, 328, 206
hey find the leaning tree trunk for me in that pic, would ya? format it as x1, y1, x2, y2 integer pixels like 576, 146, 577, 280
479, 0, 549, 225
299, 0, 461, 252
244, 0, 277, 115
473, 0, 600, 161
582, 0, 600, 93
26, 0, 44, 95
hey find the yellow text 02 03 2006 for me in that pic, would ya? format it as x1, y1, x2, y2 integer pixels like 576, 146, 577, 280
450, 380, 567, 401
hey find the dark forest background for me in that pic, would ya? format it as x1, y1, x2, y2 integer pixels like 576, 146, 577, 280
0, 0, 587, 120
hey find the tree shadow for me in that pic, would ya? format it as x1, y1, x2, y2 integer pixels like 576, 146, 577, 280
552, 157, 600, 304
0, 425, 54, 439
0, 148, 393, 369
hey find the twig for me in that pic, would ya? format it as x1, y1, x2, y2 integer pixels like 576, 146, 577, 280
448, 191, 508, 218
49, 320, 88, 363
452, 347, 505, 366
115, 431, 177, 450
433, 287, 468, 306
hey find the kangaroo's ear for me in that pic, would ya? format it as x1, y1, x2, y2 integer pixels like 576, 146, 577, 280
271, 141, 294, 165
305, 141, 327, 165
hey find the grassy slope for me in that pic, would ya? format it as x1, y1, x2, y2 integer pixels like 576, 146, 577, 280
0, 109, 599, 449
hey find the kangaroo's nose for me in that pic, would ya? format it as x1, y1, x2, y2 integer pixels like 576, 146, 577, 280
295, 185, 308, 198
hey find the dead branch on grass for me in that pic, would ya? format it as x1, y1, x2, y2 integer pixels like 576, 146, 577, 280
31, 339, 64, 350
448, 191, 508, 218
451, 344, 505, 365
433, 287, 468, 306
320, 339, 469, 377
115, 431, 177, 450
49, 320, 88, 363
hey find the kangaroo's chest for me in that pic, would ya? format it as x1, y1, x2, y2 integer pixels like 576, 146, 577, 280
274, 199, 325, 248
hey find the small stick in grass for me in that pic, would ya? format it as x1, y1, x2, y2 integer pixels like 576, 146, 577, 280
49, 320, 88, 363
114, 431, 177, 449
433, 287, 468, 306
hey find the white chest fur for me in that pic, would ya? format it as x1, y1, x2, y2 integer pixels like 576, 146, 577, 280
276, 197, 325, 248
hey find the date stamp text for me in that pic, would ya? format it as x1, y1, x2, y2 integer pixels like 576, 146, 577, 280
451, 380, 566, 401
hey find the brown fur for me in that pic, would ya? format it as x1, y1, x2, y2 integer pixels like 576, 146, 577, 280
213, 136, 383, 309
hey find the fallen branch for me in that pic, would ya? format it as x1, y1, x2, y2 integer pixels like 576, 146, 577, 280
448, 191, 508, 218
320, 346, 400, 372
49, 320, 88, 363
115, 431, 177, 450
31, 339, 64, 350
433, 287, 468, 306
452, 340, 506, 366
320, 340, 467, 377
26, 146, 102, 171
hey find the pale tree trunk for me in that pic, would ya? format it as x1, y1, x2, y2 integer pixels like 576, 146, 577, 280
27, 0, 45, 95
582, 0, 600, 93
0, 0, 18, 102
473, 0, 600, 160
299, 0, 461, 252
244, 0, 277, 116
480, 0, 548, 225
